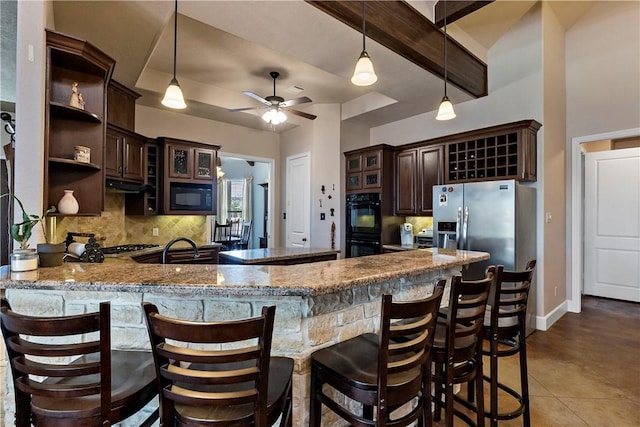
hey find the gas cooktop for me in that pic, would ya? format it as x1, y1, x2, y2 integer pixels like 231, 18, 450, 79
101, 244, 160, 255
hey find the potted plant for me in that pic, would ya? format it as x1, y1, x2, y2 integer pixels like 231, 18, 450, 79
1, 193, 62, 269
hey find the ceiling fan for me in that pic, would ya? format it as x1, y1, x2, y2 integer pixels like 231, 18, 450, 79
228, 71, 317, 124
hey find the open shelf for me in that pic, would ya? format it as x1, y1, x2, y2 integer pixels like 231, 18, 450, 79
49, 157, 102, 170
50, 102, 101, 123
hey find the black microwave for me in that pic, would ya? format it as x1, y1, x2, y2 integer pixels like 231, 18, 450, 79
169, 182, 213, 212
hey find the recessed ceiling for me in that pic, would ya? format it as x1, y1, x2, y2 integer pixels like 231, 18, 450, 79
0, 1, 597, 133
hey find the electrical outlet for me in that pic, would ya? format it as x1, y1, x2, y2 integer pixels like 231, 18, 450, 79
320, 213, 326, 220
152, 227, 159, 237
545, 212, 552, 223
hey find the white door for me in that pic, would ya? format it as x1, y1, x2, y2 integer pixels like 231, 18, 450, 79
285, 152, 310, 247
584, 148, 640, 302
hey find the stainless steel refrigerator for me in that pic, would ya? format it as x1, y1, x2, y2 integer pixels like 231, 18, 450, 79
432, 179, 537, 333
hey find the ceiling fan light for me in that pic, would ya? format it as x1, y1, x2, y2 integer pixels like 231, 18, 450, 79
351, 51, 378, 86
436, 95, 456, 121
262, 107, 287, 125
162, 78, 187, 110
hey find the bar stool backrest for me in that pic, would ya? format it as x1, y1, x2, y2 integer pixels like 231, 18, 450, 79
0, 298, 112, 426
143, 303, 276, 427
487, 260, 536, 337
377, 282, 445, 419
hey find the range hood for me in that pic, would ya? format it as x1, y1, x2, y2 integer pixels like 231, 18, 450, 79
105, 178, 149, 193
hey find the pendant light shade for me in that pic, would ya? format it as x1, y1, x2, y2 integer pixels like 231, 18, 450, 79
351, 51, 378, 86
436, 96, 456, 120
351, 0, 377, 87
436, 0, 455, 121
162, 0, 186, 109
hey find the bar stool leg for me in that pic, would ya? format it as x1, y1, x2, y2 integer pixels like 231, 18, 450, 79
490, 336, 499, 427
520, 334, 531, 427
309, 364, 322, 427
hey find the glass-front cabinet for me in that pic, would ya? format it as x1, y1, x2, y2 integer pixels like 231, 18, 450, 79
195, 148, 214, 180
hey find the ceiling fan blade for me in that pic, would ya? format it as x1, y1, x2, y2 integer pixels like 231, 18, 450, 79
227, 106, 261, 112
243, 91, 271, 106
280, 96, 312, 108
282, 107, 317, 120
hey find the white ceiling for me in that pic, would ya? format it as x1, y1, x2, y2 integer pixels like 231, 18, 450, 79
2, 1, 596, 132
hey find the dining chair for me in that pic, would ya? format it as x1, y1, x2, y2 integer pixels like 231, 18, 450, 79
213, 220, 233, 250
0, 298, 158, 427
431, 272, 493, 427
235, 220, 252, 250
309, 282, 445, 427
143, 303, 293, 426
469, 261, 536, 427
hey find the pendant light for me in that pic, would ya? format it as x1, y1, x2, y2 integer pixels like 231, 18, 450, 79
161, 0, 186, 109
436, 0, 456, 121
351, 0, 378, 86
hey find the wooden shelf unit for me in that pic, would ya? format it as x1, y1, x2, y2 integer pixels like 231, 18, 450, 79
44, 29, 115, 216
445, 120, 541, 183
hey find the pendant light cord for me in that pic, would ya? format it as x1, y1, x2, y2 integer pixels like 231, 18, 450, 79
172, 0, 178, 79
443, 0, 448, 97
361, 0, 366, 52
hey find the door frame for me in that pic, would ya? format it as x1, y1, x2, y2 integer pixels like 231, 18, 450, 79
570, 127, 640, 313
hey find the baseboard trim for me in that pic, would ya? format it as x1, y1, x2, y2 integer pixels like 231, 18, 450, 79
536, 300, 568, 331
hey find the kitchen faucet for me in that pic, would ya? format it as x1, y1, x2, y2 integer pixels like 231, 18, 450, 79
162, 237, 200, 264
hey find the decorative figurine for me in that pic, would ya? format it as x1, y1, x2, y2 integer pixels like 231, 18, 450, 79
69, 82, 85, 110
331, 221, 336, 250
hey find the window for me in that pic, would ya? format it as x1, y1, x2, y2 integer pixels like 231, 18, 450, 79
227, 179, 245, 220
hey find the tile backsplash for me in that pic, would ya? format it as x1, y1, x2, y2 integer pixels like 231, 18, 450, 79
54, 193, 208, 247
405, 216, 433, 235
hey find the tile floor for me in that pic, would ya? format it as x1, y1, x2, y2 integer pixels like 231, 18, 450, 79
435, 296, 640, 426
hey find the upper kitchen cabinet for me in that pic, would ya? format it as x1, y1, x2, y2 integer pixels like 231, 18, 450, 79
395, 145, 444, 216
105, 127, 145, 183
344, 145, 394, 194
157, 137, 220, 215
446, 120, 541, 183
107, 80, 140, 132
44, 29, 115, 216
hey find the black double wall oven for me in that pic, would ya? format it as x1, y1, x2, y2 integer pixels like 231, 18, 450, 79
345, 193, 383, 258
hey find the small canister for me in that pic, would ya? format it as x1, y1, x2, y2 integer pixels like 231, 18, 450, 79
74, 145, 91, 163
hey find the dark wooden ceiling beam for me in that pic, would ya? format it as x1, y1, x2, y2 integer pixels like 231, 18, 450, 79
305, 0, 487, 98
434, 1, 494, 27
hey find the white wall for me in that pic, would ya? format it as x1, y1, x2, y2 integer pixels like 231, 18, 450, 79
280, 104, 341, 249
564, 1, 640, 307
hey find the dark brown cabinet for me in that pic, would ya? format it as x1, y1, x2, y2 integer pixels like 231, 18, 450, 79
44, 30, 115, 216
124, 141, 159, 216
105, 126, 145, 183
158, 137, 220, 215
395, 149, 417, 215
344, 147, 392, 194
131, 246, 220, 264
445, 120, 541, 183
417, 145, 444, 215
107, 80, 139, 132
395, 145, 444, 216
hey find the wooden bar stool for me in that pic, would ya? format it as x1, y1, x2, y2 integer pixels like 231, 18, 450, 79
477, 261, 536, 427
0, 298, 158, 427
309, 283, 445, 427
143, 303, 293, 426
431, 273, 493, 427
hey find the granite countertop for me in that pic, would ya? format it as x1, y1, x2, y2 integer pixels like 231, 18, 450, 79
218, 247, 340, 264
0, 249, 489, 297
383, 244, 421, 251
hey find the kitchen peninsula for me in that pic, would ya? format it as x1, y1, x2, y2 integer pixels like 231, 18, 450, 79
1, 249, 488, 426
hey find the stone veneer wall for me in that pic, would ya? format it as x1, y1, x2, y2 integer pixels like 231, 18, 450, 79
54, 193, 209, 247
3, 266, 456, 426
